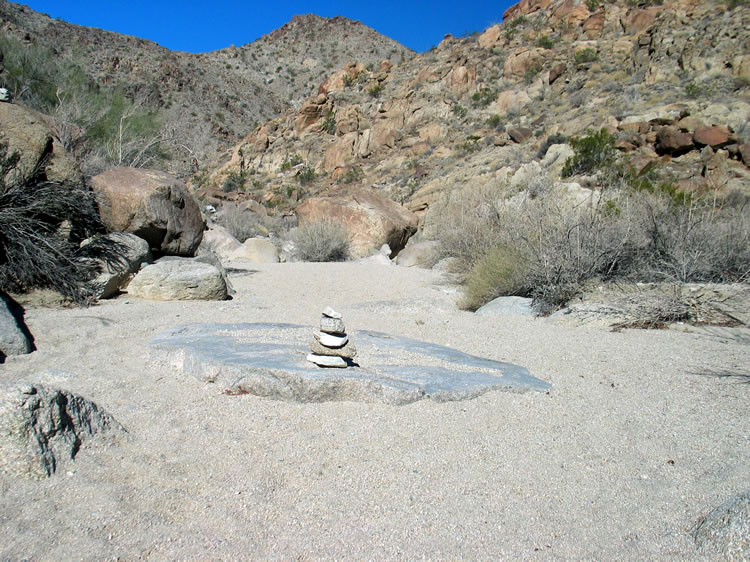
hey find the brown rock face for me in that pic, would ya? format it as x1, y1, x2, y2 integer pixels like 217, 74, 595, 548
693, 126, 735, 150
295, 190, 418, 257
655, 126, 695, 156
508, 127, 533, 144
0, 102, 82, 185
92, 168, 205, 257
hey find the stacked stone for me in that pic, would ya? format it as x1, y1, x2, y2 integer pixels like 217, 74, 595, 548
306, 307, 357, 368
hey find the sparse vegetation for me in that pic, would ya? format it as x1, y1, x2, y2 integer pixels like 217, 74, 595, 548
430, 169, 750, 313
368, 84, 384, 98
574, 48, 599, 64
471, 88, 496, 108
219, 203, 267, 242
561, 129, 617, 177
294, 220, 350, 262
536, 133, 568, 159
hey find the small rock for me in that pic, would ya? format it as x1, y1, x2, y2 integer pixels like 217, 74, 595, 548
508, 127, 533, 144
306, 354, 348, 368
127, 258, 228, 301
322, 307, 342, 319
310, 338, 357, 359
230, 238, 279, 263
0, 292, 35, 361
314, 332, 349, 348
320, 316, 346, 335
476, 296, 535, 317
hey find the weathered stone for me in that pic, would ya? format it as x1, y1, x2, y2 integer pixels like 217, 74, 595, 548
126, 258, 228, 301
655, 126, 694, 156
503, 47, 546, 79
693, 490, 750, 559
306, 354, 348, 368
478, 24, 501, 49
91, 168, 205, 257
79, 233, 152, 299
393, 240, 439, 268
320, 316, 346, 335
738, 144, 750, 167
314, 331, 348, 348
230, 238, 279, 263
295, 190, 418, 258
0, 382, 125, 478
150, 323, 551, 404
0, 102, 82, 186
0, 292, 35, 361
541, 143, 575, 177
198, 224, 243, 261
476, 296, 535, 317
508, 127, 533, 144
310, 338, 357, 359
693, 126, 735, 150
322, 307, 342, 319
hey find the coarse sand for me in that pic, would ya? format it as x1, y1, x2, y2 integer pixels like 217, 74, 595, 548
1, 262, 748, 559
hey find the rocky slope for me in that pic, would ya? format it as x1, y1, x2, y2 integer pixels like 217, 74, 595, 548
204, 0, 750, 227
0, 1, 412, 173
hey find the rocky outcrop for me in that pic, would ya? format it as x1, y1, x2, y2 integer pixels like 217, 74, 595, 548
79, 233, 153, 299
0, 292, 35, 362
0, 382, 125, 478
295, 190, 418, 258
0, 102, 82, 185
91, 168, 205, 257
126, 258, 228, 300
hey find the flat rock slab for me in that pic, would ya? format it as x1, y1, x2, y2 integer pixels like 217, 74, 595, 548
149, 323, 550, 405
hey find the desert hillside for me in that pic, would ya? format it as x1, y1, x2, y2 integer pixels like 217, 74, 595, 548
0, 1, 412, 174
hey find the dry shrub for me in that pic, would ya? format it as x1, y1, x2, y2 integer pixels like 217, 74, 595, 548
430, 177, 750, 314
293, 220, 350, 262
0, 144, 103, 303
219, 203, 266, 242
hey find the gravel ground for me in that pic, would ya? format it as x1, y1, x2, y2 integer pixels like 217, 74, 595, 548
0, 262, 748, 560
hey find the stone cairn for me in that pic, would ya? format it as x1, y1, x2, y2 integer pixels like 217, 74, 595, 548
306, 307, 357, 368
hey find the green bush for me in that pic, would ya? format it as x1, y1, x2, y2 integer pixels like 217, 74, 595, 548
297, 166, 316, 186
341, 167, 365, 184
294, 220, 350, 262
459, 245, 527, 310
471, 88, 496, 108
368, 84, 384, 98
322, 111, 336, 134
452, 104, 468, 119
536, 35, 556, 49
561, 129, 617, 177
575, 48, 599, 64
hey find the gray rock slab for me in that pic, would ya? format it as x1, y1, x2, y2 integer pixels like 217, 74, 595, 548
693, 489, 750, 559
149, 323, 551, 405
0, 382, 125, 478
476, 296, 536, 317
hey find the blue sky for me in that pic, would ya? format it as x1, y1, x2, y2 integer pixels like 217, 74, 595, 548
22, 1, 516, 53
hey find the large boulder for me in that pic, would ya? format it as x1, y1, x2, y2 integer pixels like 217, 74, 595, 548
197, 224, 243, 261
230, 238, 279, 263
0, 102, 82, 185
393, 240, 439, 268
126, 258, 228, 301
79, 233, 153, 299
91, 168, 205, 257
295, 190, 418, 258
0, 382, 125, 478
0, 292, 35, 362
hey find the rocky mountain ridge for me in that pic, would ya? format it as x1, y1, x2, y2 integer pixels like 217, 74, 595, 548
203, 0, 750, 229
0, 1, 412, 172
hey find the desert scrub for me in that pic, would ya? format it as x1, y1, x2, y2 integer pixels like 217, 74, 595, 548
561, 129, 617, 177
536, 133, 568, 159
471, 88, 496, 108
294, 220, 350, 262
574, 48, 599, 64
219, 203, 267, 242
0, 144, 102, 303
459, 245, 527, 310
